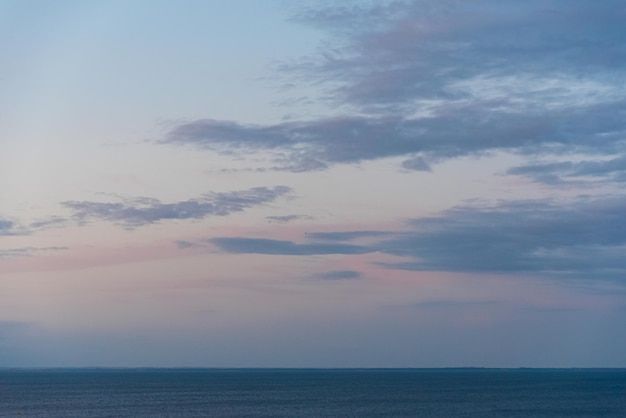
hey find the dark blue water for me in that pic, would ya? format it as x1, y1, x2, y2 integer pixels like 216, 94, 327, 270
0, 369, 624, 417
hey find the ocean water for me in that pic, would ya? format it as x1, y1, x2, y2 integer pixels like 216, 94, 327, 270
0, 369, 624, 417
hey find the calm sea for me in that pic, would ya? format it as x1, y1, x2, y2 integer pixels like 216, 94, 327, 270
0, 369, 624, 417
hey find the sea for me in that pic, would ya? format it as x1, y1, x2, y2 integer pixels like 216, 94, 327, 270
0, 368, 624, 417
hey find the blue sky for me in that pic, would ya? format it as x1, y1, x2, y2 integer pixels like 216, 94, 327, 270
1, 0, 626, 367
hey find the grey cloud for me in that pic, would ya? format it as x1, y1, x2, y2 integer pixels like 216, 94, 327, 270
164, 99, 626, 173
293, 0, 626, 107
162, 1, 626, 173
410, 300, 501, 308
224, 195, 626, 280
508, 157, 626, 184
0, 219, 17, 236
210, 237, 371, 256
266, 214, 312, 223
164, 119, 292, 151
0, 216, 68, 236
306, 230, 390, 241
28, 216, 68, 231
0, 246, 68, 259
386, 299, 502, 311
374, 196, 626, 278
174, 240, 204, 249
290, 1, 406, 33
315, 270, 362, 280
163, 116, 423, 169
62, 186, 291, 228
401, 156, 432, 172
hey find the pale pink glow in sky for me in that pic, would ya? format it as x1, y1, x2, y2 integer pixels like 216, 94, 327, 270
1, 0, 626, 367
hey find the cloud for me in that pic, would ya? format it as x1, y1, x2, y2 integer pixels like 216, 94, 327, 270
373, 195, 626, 279
387, 299, 502, 311
210, 195, 626, 280
266, 214, 312, 223
0, 216, 68, 236
174, 240, 203, 249
508, 157, 626, 184
292, 0, 626, 107
28, 217, 68, 231
62, 186, 292, 228
209, 237, 371, 256
0, 246, 68, 259
161, 1, 626, 173
314, 270, 362, 280
162, 95, 626, 174
306, 230, 390, 241
0, 219, 17, 236
411, 300, 501, 308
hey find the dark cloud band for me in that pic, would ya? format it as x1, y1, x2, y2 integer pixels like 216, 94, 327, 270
207, 195, 626, 280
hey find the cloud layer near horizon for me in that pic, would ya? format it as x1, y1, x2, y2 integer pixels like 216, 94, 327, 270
203, 195, 626, 280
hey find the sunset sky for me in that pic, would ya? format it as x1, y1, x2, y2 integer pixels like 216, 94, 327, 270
1, 0, 626, 367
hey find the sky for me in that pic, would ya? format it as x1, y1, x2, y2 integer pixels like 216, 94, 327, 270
1, 0, 626, 368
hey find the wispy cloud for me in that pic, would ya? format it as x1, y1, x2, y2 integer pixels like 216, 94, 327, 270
174, 240, 204, 250
28, 217, 68, 231
387, 299, 502, 311
0, 219, 17, 236
314, 270, 362, 280
161, 0, 626, 174
306, 230, 390, 241
1, 215, 69, 236
62, 186, 292, 228
209, 237, 372, 256
266, 214, 313, 223
508, 157, 626, 185
0, 246, 68, 259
